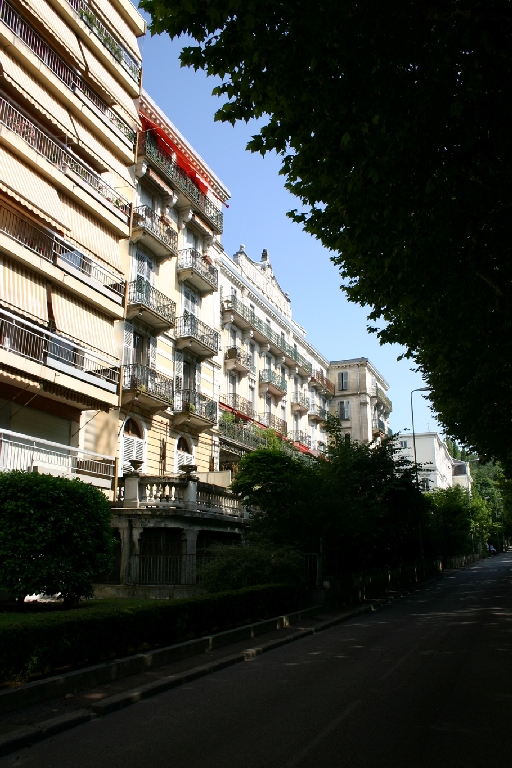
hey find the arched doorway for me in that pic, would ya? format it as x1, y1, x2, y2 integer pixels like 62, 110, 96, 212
122, 417, 145, 473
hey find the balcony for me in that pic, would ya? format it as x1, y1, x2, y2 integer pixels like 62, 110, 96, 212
66, 0, 141, 84
131, 206, 178, 259
375, 385, 393, 414
308, 403, 328, 423
0, 428, 115, 489
175, 315, 219, 358
177, 249, 218, 294
0, 96, 130, 220
173, 389, 217, 430
138, 132, 223, 233
224, 347, 255, 376
0, 203, 125, 303
219, 420, 268, 452
0, 310, 119, 392
258, 413, 288, 436
220, 393, 257, 420
122, 364, 173, 411
0, 0, 135, 143
222, 296, 312, 376
290, 392, 310, 414
127, 278, 176, 333
310, 370, 335, 396
289, 431, 312, 449
259, 369, 287, 397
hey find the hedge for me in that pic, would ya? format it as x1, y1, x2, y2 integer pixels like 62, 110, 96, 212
0, 584, 306, 684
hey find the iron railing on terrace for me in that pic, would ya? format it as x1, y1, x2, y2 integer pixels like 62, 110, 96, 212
0, 427, 115, 479
0, 204, 125, 299
175, 315, 219, 354
174, 389, 217, 422
309, 403, 328, 420
128, 277, 176, 325
0, 0, 135, 143
259, 369, 287, 393
0, 311, 119, 388
224, 346, 255, 373
291, 392, 310, 410
139, 132, 223, 232
219, 419, 268, 451
0, 96, 130, 219
132, 205, 178, 254
226, 295, 312, 375
258, 412, 288, 436
220, 392, 258, 420
289, 430, 312, 448
128, 553, 211, 585
66, 0, 141, 83
177, 248, 218, 291
375, 385, 393, 413
122, 364, 173, 406
311, 369, 335, 395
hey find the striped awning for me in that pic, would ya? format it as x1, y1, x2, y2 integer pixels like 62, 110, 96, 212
70, 116, 134, 186
90, 0, 143, 60
59, 195, 122, 272
81, 44, 139, 124
0, 256, 49, 324
0, 147, 70, 232
19, 0, 85, 67
51, 286, 118, 360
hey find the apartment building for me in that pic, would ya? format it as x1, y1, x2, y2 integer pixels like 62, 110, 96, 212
328, 358, 392, 443
398, 432, 472, 492
0, 0, 144, 490
218, 245, 334, 469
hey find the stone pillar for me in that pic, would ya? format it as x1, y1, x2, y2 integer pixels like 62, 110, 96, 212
183, 478, 197, 511
118, 520, 131, 585
123, 473, 141, 508
130, 523, 144, 584
181, 528, 198, 585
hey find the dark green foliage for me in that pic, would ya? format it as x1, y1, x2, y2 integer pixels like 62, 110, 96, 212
423, 486, 473, 560
0, 472, 114, 604
199, 543, 304, 593
141, 0, 512, 468
0, 585, 305, 683
232, 417, 425, 571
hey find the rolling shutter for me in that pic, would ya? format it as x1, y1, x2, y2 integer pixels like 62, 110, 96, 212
0, 256, 48, 324
59, 195, 121, 271
51, 287, 118, 359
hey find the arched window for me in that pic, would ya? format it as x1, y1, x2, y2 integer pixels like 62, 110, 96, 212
176, 435, 193, 471
177, 436, 191, 454
122, 417, 145, 473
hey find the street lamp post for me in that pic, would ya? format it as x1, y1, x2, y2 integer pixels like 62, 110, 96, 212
410, 387, 430, 564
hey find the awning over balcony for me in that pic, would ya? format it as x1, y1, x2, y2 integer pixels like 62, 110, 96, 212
19, 0, 85, 67
90, 0, 142, 60
59, 195, 121, 272
51, 287, 118, 359
0, 50, 77, 140
81, 44, 139, 124
0, 256, 48, 324
71, 118, 134, 186
0, 147, 69, 232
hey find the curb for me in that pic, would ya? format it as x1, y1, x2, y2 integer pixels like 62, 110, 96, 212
0, 710, 94, 757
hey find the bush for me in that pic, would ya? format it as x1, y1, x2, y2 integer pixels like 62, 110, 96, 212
0, 472, 114, 605
0, 585, 306, 683
199, 544, 305, 593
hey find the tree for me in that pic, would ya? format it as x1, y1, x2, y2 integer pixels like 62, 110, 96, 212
424, 486, 473, 561
141, 0, 512, 468
0, 472, 114, 606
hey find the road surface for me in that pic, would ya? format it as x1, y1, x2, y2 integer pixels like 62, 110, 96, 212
3, 554, 512, 768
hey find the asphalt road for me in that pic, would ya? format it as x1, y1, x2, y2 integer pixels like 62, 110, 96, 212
3, 554, 512, 768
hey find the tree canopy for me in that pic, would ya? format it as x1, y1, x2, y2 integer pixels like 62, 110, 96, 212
141, 0, 512, 468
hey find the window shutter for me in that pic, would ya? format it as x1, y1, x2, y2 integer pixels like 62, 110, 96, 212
174, 350, 184, 396
339, 400, 350, 420
123, 321, 134, 365
149, 336, 157, 370
338, 371, 348, 390
195, 362, 202, 393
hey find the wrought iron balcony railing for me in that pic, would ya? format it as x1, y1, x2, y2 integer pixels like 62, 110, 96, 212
311, 369, 335, 395
128, 278, 176, 325
177, 248, 218, 291
220, 393, 258, 420
224, 346, 255, 373
132, 205, 178, 254
226, 295, 312, 375
174, 389, 217, 422
0, 311, 119, 388
258, 413, 288, 436
0, 96, 130, 219
0, 0, 135, 142
0, 204, 125, 299
291, 392, 310, 410
122, 364, 173, 406
66, 0, 141, 83
219, 420, 268, 451
375, 385, 393, 413
289, 431, 312, 448
0, 427, 115, 480
259, 369, 287, 393
139, 132, 223, 232
175, 315, 219, 354
309, 403, 328, 420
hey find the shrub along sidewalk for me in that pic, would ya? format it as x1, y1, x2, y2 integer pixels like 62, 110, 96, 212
0, 585, 306, 685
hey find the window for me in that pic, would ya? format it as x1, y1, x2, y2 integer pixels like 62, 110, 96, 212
177, 436, 191, 454
338, 371, 348, 391
184, 285, 199, 316
135, 250, 155, 284
339, 400, 350, 421
400, 440, 409, 449
122, 418, 144, 473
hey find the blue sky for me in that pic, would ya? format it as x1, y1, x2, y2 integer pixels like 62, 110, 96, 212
136, 23, 440, 436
